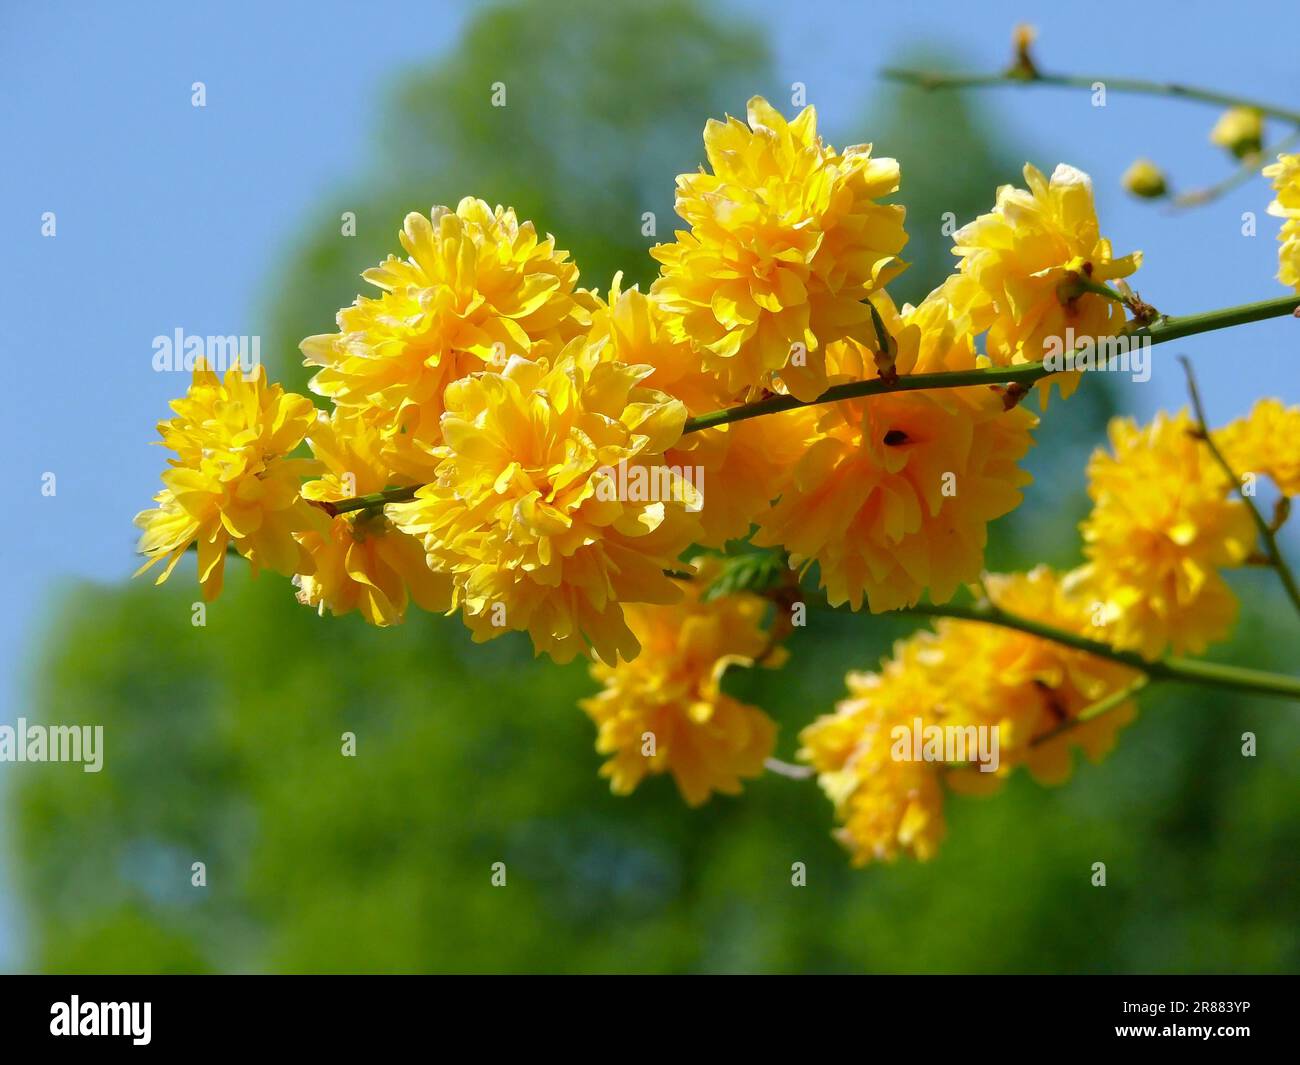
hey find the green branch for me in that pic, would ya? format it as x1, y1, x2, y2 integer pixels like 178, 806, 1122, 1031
682, 362, 1045, 431
903, 600, 1300, 701
315, 485, 420, 517
1029, 675, 1151, 750
724, 556, 1300, 703
321, 294, 1300, 512
1124, 294, 1300, 343
683, 293, 1300, 432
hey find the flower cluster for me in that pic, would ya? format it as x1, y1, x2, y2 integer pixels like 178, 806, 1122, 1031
753, 291, 1037, 610
803, 396, 1288, 864
134, 364, 326, 601
1076, 410, 1254, 658
143, 97, 1120, 657
134, 87, 1294, 867
301, 198, 596, 482
650, 96, 908, 403
386, 347, 700, 665
800, 566, 1141, 864
580, 558, 781, 805
587, 275, 817, 548
943, 162, 1142, 401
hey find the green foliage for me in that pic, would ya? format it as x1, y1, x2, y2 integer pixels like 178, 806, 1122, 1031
699, 548, 788, 603
11, 0, 1300, 974
18, 568, 1300, 973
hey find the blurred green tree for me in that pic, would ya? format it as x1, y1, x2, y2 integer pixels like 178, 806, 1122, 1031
12, 0, 1299, 974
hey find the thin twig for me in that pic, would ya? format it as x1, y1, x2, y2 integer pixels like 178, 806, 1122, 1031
880, 67, 1300, 126
1179, 356, 1300, 618
1173, 130, 1300, 209
765, 757, 814, 780
1029, 675, 1150, 749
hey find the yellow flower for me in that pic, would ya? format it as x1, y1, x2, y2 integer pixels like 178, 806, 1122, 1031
1264, 152, 1300, 217
832, 758, 947, 867
590, 275, 818, 546
946, 163, 1141, 395
580, 560, 780, 805
975, 567, 1141, 785
1121, 158, 1167, 199
1210, 106, 1264, 159
754, 292, 1036, 611
387, 344, 701, 665
294, 411, 452, 625
301, 198, 595, 481
1078, 411, 1255, 659
1276, 218, 1300, 291
799, 638, 949, 864
1215, 398, 1300, 497
1264, 154, 1300, 291
799, 565, 1140, 865
134, 362, 325, 601
650, 96, 907, 402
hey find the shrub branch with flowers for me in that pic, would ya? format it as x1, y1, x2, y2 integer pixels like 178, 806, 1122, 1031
135, 28, 1300, 867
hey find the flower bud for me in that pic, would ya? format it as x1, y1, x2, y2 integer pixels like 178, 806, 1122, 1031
1121, 158, 1168, 199
1010, 23, 1038, 78
1210, 106, 1263, 160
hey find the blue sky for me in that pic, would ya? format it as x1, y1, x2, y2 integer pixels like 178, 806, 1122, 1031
1, 0, 1297, 968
